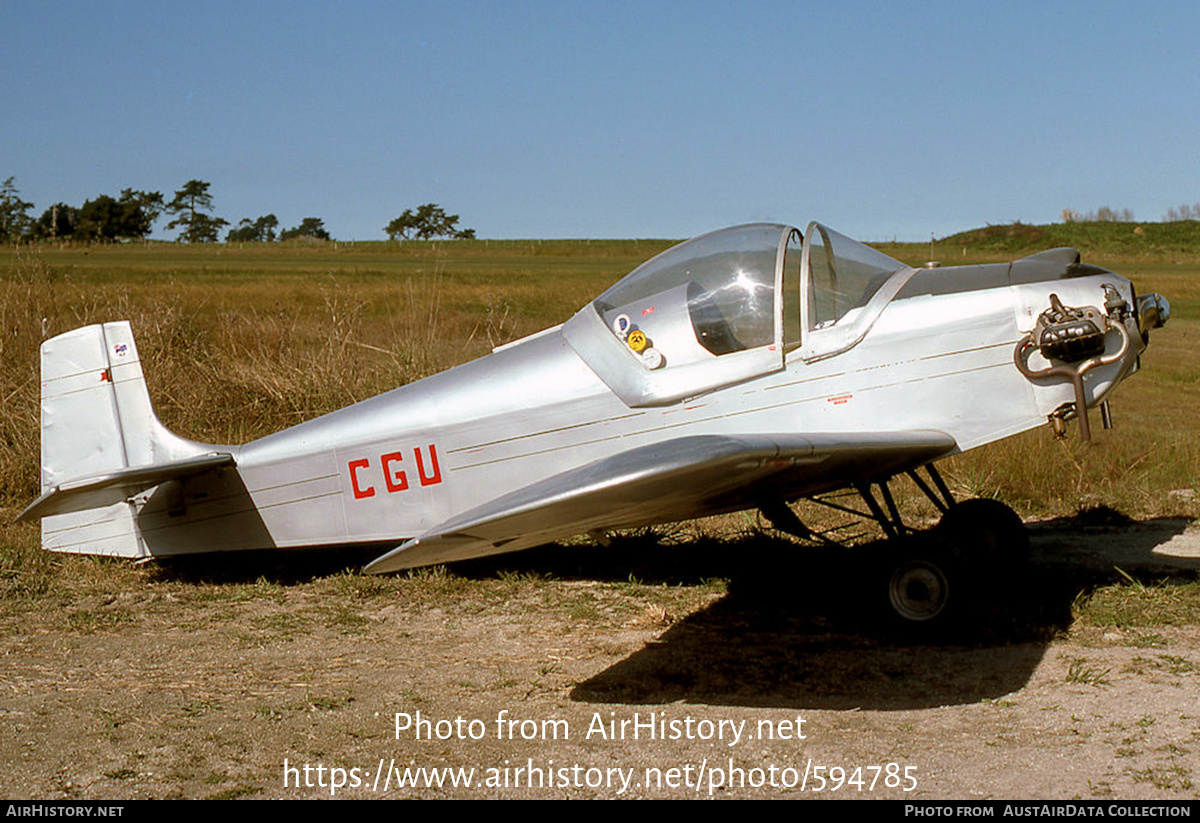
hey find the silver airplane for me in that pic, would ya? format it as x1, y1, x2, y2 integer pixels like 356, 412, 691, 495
19, 222, 1170, 625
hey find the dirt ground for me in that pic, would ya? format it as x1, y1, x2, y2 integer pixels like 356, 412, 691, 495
2, 517, 1198, 800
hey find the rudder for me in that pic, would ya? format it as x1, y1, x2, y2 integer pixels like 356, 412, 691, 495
36, 322, 215, 556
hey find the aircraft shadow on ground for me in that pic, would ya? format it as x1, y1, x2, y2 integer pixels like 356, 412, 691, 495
149, 513, 1196, 712
563, 513, 1197, 711
564, 542, 1072, 711
1028, 511, 1197, 572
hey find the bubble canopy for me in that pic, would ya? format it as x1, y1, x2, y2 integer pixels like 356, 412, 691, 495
562, 222, 911, 407
595, 224, 785, 356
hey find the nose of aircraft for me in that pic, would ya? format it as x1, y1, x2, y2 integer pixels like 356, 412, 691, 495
1138, 293, 1170, 335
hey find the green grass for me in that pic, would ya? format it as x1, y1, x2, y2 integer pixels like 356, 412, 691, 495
1073, 576, 1200, 629
876, 220, 1200, 263
1064, 657, 1112, 687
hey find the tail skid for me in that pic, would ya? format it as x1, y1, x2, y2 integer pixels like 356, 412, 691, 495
25, 322, 234, 557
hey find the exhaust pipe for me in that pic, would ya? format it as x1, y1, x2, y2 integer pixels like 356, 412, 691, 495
1014, 294, 1133, 442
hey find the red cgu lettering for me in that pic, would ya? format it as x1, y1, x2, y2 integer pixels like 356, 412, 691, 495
381, 452, 408, 492
415, 444, 441, 486
348, 459, 375, 499
346, 444, 442, 500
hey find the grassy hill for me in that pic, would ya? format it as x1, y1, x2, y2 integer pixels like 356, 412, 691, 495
878, 220, 1200, 263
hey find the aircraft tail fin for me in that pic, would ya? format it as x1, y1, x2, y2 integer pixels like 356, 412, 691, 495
26, 322, 229, 556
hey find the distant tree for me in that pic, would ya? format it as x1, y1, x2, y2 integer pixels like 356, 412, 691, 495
117, 188, 164, 238
76, 195, 120, 240
1093, 206, 1134, 222
32, 202, 80, 239
1064, 206, 1135, 223
227, 213, 279, 242
385, 204, 474, 240
166, 179, 228, 243
227, 219, 256, 243
256, 213, 279, 241
280, 217, 331, 241
0, 177, 34, 241
183, 212, 229, 243
74, 189, 163, 240
1164, 203, 1200, 221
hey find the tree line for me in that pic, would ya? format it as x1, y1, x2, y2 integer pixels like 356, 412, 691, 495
0, 177, 475, 243
1061, 204, 1200, 223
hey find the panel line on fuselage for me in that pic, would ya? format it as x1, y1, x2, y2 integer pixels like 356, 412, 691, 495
242, 471, 340, 492
42, 506, 132, 539
238, 488, 343, 513
136, 488, 343, 537
916, 341, 1014, 362
445, 410, 645, 454
449, 432, 635, 470
155, 472, 340, 513
763, 370, 849, 391
860, 358, 1013, 394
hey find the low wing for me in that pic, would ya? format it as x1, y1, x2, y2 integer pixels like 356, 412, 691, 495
364, 431, 955, 573
17, 452, 236, 522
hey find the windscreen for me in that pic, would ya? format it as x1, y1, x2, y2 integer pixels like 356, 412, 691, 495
805, 223, 907, 330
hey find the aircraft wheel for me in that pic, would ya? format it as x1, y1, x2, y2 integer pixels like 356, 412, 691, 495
884, 539, 958, 628
937, 498, 1029, 566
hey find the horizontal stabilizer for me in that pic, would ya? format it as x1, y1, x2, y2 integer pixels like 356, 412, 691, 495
18, 452, 235, 522
364, 430, 954, 573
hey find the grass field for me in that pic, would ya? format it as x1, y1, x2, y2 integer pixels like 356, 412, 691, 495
0, 227, 1197, 596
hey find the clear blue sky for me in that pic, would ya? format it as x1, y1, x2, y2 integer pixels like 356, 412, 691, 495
3, 1, 1196, 241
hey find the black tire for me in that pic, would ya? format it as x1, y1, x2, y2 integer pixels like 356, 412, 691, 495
936, 498, 1029, 566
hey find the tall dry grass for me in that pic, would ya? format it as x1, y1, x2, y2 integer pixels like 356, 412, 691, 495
0, 251, 523, 503
0, 249, 55, 504
0, 248, 517, 594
